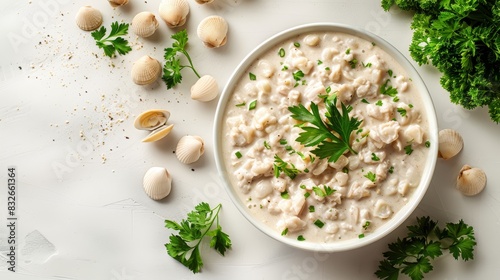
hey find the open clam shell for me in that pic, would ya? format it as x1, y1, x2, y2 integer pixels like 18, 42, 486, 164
197, 15, 228, 48
456, 165, 486, 196
131, 55, 162, 85
132, 12, 160, 38
134, 109, 170, 130
176, 135, 205, 164
143, 167, 172, 200
75, 6, 103, 31
158, 0, 190, 28
134, 109, 174, 142
191, 75, 219, 102
438, 129, 463, 159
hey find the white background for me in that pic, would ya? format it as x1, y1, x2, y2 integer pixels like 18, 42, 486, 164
1, 0, 499, 279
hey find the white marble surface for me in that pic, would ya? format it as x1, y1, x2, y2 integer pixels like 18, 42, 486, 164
0, 0, 499, 279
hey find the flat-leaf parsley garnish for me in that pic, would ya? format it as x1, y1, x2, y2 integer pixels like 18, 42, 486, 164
165, 202, 231, 274
288, 97, 362, 162
375, 216, 476, 280
162, 30, 201, 89
91, 21, 132, 58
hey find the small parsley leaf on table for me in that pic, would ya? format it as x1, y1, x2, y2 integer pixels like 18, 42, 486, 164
165, 202, 231, 273
162, 29, 201, 89
91, 22, 132, 58
288, 97, 362, 163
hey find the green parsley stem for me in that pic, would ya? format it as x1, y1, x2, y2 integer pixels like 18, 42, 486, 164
181, 50, 201, 79
192, 203, 222, 248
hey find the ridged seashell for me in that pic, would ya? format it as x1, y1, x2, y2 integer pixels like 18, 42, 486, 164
197, 15, 228, 48
134, 109, 174, 142
191, 75, 219, 102
456, 165, 486, 196
195, 0, 214, 4
158, 0, 190, 28
176, 135, 205, 164
132, 12, 159, 37
75, 6, 103, 31
143, 167, 172, 200
108, 0, 129, 7
438, 129, 463, 159
131, 55, 162, 85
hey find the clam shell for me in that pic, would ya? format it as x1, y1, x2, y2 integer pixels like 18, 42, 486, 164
197, 15, 228, 48
438, 129, 463, 159
134, 109, 170, 131
191, 75, 219, 102
143, 167, 172, 200
108, 0, 129, 7
176, 135, 205, 164
195, 0, 214, 3
131, 55, 162, 85
132, 12, 159, 37
142, 124, 174, 142
158, 0, 190, 28
75, 6, 103, 31
456, 165, 486, 196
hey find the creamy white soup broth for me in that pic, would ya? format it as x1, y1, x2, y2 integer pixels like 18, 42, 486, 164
221, 31, 430, 242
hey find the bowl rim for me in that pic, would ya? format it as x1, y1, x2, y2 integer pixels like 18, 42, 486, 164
213, 22, 438, 252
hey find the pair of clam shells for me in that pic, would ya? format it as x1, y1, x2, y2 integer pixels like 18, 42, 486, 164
143, 167, 172, 200
197, 16, 228, 48
159, 0, 189, 28
131, 55, 162, 85
176, 135, 205, 164
134, 109, 174, 142
75, 6, 103, 31
438, 129, 487, 196
132, 12, 160, 38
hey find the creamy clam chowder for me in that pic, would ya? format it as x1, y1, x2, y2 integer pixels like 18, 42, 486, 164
221, 31, 430, 242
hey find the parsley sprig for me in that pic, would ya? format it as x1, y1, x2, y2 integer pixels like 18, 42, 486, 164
375, 216, 476, 280
91, 21, 132, 58
165, 202, 231, 273
273, 154, 300, 179
162, 30, 201, 89
288, 97, 362, 162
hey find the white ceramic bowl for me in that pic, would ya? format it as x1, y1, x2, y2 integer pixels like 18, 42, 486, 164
214, 23, 438, 252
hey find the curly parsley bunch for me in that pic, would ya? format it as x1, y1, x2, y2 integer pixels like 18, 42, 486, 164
382, 0, 500, 123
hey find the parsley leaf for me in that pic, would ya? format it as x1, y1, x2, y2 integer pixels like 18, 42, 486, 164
91, 22, 132, 58
375, 216, 476, 280
381, 79, 398, 97
273, 154, 300, 179
312, 185, 335, 197
162, 30, 201, 89
288, 97, 362, 162
165, 202, 231, 273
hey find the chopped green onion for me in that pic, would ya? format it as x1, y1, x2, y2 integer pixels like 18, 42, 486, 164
249, 72, 256, 81
235, 151, 242, 159
278, 48, 285, 57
